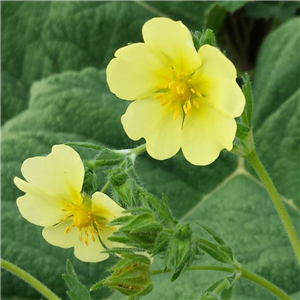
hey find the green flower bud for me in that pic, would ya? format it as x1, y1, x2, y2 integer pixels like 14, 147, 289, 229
91, 254, 153, 299
165, 223, 200, 281
109, 168, 129, 186
82, 170, 98, 196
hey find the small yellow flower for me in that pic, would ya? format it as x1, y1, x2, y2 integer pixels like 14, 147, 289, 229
14, 145, 124, 262
107, 17, 245, 165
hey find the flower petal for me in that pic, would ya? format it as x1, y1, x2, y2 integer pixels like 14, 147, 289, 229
143, 17, 201, 74
100, 225, 125, 250
15, 177, 65, 226
193, 45, 245, 117
74, 237, 109, 262
43, 221, 109, 262
121, 99, 182, 160
91, 192, 124, 222
42, 220, 77, 248
107, 43, 171, 100
19, 145, 84, 205
181, 105, 237, 165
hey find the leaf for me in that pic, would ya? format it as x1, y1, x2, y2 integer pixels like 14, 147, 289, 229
1, 1, 212, 125
109, 17, 300, 300
1, 3, 299, 300
250, 18, 300, 207
62, 260, 93, 300
205, 1, 247, 36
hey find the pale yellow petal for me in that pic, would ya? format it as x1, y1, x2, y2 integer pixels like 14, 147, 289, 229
181, 105, 237, 165
192, 45, 245, 117
143, 17, 201, 74
20, 145, 84, 205
107, 43, 172, 100
74, 237, 109, 262
15, 177, 65, 226
43, 221, 109, 262
91, 192, 124, 222
121, 99, 182, 160
100, 225, 125, 250
42, 220, 77, 248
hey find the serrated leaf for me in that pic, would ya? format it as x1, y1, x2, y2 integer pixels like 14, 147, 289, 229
62, 260, 92, 300
198, 223, 226, 246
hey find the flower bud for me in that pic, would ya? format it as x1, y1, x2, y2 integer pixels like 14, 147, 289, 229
91, 254, 153, 299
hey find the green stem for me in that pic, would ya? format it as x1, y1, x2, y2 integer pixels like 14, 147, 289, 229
100, 180, 111, 193
246, 150, 300, 264
101, 144, 147, 193
1, 259, 62, 300
151, 264, 292, 300
151, 265, 234, 276
241, 267, 292, 300
131, 143, 147, 156
211, 279, 229, 295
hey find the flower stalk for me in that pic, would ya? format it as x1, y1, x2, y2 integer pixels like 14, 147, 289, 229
246, 150, 300, 265
151, 264, 292, 300
1, 259, 62, 300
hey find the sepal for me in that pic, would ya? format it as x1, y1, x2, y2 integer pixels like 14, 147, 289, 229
191, 29, 218, 50
90, 253, 153, 299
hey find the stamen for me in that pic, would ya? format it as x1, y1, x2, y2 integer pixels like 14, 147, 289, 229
155, 69, 201, 116
159, 98, 169, 106
84, 237, 89, 246
173, 110, 179, 120
60, 214, 71, 221
65, 227, 72, 234
183, 104, 188, 115
187, 100, 191, 111
193, 100, 200, 108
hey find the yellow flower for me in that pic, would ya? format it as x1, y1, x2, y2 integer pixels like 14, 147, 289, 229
14, 145, 124, 263
107, 17, 245, 165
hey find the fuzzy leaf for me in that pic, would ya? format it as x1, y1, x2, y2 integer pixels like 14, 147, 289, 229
1, 3, 299, 300
62, 260, 93, 300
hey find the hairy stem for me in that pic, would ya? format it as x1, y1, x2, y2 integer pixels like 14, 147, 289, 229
151, 264, 292, 300
246, 150, 300, 264
241, 267, 292, 300
1, 259, 62, 300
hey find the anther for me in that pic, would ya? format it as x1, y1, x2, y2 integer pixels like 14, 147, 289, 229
193, 100, 200, 108
84, 237, 89, 246
65, 227, 72, 234
183, 105, 188, 115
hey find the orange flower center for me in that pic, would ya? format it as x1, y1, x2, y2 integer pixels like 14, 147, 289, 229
155, 70, 202, 119
61, 201, 104, 246
73, 207, 92, 229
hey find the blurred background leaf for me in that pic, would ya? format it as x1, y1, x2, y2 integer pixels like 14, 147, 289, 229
1, 1, 299, 300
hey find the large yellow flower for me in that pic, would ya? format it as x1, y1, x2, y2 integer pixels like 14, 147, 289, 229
107, 17, 245, 165
14, 145, 124, 262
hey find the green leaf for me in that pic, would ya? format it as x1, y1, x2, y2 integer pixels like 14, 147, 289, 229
205, 2, 247, 36
251, 18, 300, 207
62, 260, 93, 300
109, 18, 300, 300
1, 3, 299, 300
1, 1, 212, 125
